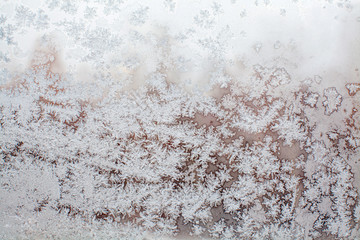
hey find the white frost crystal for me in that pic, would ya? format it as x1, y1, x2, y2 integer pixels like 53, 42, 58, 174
1, 1, 359, 239
322, 87, 343, 116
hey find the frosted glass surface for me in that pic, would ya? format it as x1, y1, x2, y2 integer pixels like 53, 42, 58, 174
0, 0, 360, 239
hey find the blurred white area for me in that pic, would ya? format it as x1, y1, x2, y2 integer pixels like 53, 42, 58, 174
0, 0, 358, 92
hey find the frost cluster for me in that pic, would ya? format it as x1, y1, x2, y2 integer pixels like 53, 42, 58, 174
1, 58, 359, 239
1, 0, 359, 239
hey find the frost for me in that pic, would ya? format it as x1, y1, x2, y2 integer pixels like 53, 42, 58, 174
83, 28, 122, 56
102, 0, 124, 14
15, 6, 35, 28
84, 7, 97, 19
322, 87, 342, 116
163, 0, 176, 12
346, 83, 360, 96
355, 204, 360, 223
34, 9, 49, 30
303, 91, 319, 108
209, 69, 231, 88
194, 10, 216, 29
130, 6, 149, 26
0, 1, 359, 239
60, 0, 78, 14
268, 67, 291, 87
271, 109, 307, 146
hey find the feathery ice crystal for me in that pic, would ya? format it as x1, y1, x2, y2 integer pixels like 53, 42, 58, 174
1, 0, 360, 239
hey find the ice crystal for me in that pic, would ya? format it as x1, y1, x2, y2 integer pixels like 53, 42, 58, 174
322, 87, 343, 116
130, 6, 149, 26
15, 6, 35, 28
346, 83, 360, 96
303, 92, 319, 108
0, 1, 359, 239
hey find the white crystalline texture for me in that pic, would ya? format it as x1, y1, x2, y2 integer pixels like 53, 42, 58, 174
130, 6, 149, 26
346, 83, 360, 96
268, 67, 291, 87
303, 92, 319, 108
1, 0, 360, 239
322, 87, 343, 116
2, 60, 358, 239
